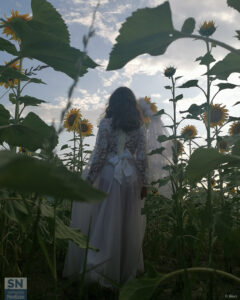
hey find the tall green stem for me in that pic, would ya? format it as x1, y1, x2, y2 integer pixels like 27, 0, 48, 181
14, 58, 23, 124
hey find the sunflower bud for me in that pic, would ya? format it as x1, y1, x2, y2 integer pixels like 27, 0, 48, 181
199, 21, 216, 37
164, 66, 176, 78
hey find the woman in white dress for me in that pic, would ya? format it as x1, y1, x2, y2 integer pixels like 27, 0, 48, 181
62, 87, 148, 288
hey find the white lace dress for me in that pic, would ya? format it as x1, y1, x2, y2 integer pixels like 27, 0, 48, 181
62, 118, 147, 287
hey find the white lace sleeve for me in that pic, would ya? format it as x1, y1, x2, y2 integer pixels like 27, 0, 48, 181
86, 118, 110, 184
136, 126, 148, 186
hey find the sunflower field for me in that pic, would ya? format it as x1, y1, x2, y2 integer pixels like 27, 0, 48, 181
1, 0, 240, 299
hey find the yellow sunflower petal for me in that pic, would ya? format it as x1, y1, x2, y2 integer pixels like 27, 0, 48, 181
229, 121, 240, 136
181, 125, 197, 139
203, 104, 228, 128
77, 119, 93, 136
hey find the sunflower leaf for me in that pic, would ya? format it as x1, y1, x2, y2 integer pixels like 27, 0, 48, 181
178, 80, 198, 88
148, 147, 165, 155
208, 52, 240, 80
181, 18, 195, 34
0, 104, 11, 126
22, 112, 58, 151
0, 65, 30, 83
19, 95, 47, 107
186, 147, 236, 183
199, 52, 215, 66
7, 18, 98, 79
216, 82, 238, 91
0, 37, 19, 56
227, 0, 240, 12
0, 151, 106, 203
31, 0, 70, 44
107, 2, 181, 70
233, 101, 240, 106
158, 134, 176, 143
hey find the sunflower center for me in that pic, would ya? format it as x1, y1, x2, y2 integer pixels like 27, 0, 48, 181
67, 113, 77, 126
210, 108, 223, 123
183, 129, 194, 138
232, 123, 240, 135
80, 123, 88, 132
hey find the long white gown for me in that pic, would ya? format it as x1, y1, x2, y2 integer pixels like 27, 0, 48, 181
62, 117, 147, 287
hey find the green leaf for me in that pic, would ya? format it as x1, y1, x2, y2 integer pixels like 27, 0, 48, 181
119, 276, 160, 300
178, 80, 198, 88
7, 18, 98, 79
186, 147, 236, 183
0, 124, 46, 150
40, 204, 92, 249
232, 140, 240, 156
164, 85, 172, 90
9, 93, 16, 105
216, 82, 238, 91
181, 18, 195, 34
228, 0, 240, 12
28, 78, 46, 84
107, 2, 181, 70
31, 0, 70, 44
148, 147, 165, 155
19, 95, 47, 107
199, 52, 215, 66
233, 101, 240, 106
180, 103, 206, 117
208, 52, 240, 80
0, 151, 106, 202
158, 134, 175, 143
22, 112, 58, 151
175, 94, 183, 101
235, 30, 240, 40
0, 65, 30, 82
0, 37, 19, 56
60, 144, 69, 150
0, 104, 11, 126
154, 109, 165, 116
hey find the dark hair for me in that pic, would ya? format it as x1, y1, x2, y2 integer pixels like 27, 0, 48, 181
105, 87, 143, 132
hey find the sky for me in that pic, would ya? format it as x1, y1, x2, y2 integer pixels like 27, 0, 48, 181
0, 0, 240, 153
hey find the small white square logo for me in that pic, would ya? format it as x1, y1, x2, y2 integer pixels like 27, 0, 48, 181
5, 278, 27, 300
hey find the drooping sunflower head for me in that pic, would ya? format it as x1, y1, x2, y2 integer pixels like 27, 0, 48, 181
229, 121, 240, 136
1, 10, 32, 41
203, 104, 228, 128
176, 140, 184, 156
144, 96, 158, 113
0, 60, 24, 89
64, 108, 82, 132
199, 20, 216, 37
217, 139, 230, 153
77, 118, 93, 136
181, 125, 197, 139
164, 66, 176, 78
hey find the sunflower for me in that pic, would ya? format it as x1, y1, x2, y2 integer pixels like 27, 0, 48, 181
1, 10, 32, 41
0, 60, 23, 89
181, 125, 197, 139
150, 188, 159, 196
144, 96, 158, 113
64, 108, 82, 132
217, 139, 229, 153
164, 66, 176, 78
229, 121, 240, 136
202, 104, 228, 128
77, 119, 93, 136
199, 20, 216, 37
211, 179, 216, 187
176, 140, 184, 156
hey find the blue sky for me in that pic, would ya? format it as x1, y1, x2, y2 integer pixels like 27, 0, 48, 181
0, 0, 240, 152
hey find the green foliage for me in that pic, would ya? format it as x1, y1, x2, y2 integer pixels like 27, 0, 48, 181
181, 18, 195, 34
19, 95, 47, 107
0, 65, 29, 82
196, 53, 216, 66
178, 79, 198, 88
227, 0, 240, 12
107, 2, 180, 70
0, 151, 106, 202
0, 104, 11, 126
208, 52, 240, 80
31, 0, 70, 44
119, 276, 160, 300
186, 148, 237, 183
216, 82, 238, 91
0, 37, 19, 56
